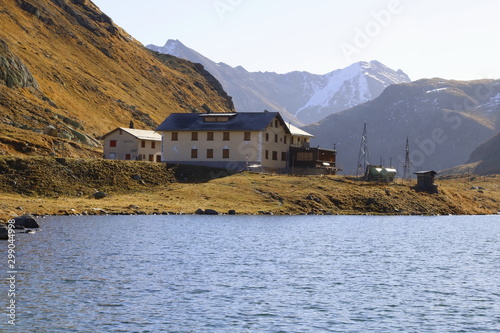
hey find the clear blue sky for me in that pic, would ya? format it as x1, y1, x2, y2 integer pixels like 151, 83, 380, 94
92, 0, 499, 81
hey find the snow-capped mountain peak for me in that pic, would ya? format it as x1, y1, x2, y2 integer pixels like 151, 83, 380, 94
147, 40, 411, 124
295, 61, 410, 122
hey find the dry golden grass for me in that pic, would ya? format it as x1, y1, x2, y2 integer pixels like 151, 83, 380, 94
1, 0, 234, 157
1, 171, 499, 221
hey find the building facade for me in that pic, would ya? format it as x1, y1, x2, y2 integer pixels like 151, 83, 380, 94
156, 112, 339, 174
102, 127, 162, 162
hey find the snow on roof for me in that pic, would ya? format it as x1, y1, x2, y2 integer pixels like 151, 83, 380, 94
287, 123, 314, 137
117, 128, 162, 141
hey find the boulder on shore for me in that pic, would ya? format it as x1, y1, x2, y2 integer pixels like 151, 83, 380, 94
0, 225, 8, 240
13, 215, 39, 228
92, 191, 108, 199
204, 209, 219, 215
195, 208, 220, 215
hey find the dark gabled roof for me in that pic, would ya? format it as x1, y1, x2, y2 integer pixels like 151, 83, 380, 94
414, 170, 437, 175
156, 112, 291, 133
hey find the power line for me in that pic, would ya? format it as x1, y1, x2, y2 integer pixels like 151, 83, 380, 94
403, 136, 411, 181
356, 122, 369, 177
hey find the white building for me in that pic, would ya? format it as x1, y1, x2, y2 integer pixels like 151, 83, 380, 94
102, 127, 162, 162
156, 111, 338, 174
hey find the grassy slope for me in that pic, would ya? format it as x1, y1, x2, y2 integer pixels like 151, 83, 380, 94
0, 157, 498, 221
0, 0, 234, 157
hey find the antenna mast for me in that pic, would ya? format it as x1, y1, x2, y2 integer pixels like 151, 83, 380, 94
403, 137, 411, 181
356, 122, 369, 177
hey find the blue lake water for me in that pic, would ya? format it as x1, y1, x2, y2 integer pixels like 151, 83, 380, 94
1, 215, 500, 332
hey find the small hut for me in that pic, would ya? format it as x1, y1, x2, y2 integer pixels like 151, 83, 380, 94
414, 170, 438, 193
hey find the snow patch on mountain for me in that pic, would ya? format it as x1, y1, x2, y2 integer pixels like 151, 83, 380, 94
426, 87, 449, 94
148, 40, 411, 125
297, 63, 362, 114
295, 61, 410, 122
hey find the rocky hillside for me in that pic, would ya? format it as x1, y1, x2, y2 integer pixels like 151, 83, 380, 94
148, 39, 410, 125
304, 79, 500, 175
440, 131, 500, 176
0, 0, 234, 157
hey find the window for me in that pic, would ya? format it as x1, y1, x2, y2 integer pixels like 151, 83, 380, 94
191, 132, 198, 141
171, 132, 178, 141
204, 116, 230, 122
207, 132, 214, 141
266, 133, 269, 142
296, 152, 314, 161
156, 155, 162, 163
141, 140, 145, 148
275, 134, 278, 143
284, 136, 287, 144
265, 150, 269, 159
109, 140, 117, 147
207, 149, 214, 159
244, 132, 251, 141
272, 151, 278, 161
149, 154, 154, 162
275, 119, 279, 127
191, 149, 198, 159
223, 132, 230, 141
125, 154, 131, 160
151, 141, 156, 149
281, 152, 287, 161
222, 149, 229, 159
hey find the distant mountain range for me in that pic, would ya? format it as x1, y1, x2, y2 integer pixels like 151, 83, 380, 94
147, 39, 410, 125
303, 78, 500, 174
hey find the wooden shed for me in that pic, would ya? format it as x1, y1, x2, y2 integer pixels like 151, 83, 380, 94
414, 170, 438, 193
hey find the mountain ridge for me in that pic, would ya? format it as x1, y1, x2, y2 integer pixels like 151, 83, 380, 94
440, 131, 500, 176
0, 0, 234, 157
147, 39, 410, 125
303, 78, 500, 174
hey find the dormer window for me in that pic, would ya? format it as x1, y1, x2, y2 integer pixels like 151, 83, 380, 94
204, 116, 230, 122
200, 113, 237, 123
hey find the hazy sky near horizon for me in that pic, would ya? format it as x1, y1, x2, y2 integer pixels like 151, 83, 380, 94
92, 0, 499, 81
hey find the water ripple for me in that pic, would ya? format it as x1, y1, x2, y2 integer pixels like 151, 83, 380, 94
1, 215, 499, 332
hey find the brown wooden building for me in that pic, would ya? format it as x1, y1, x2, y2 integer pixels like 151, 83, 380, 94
290, 146, 339, 175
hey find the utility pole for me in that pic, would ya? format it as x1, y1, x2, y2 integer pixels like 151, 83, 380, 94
356, 122, 369, 177
403, 137, 411, 182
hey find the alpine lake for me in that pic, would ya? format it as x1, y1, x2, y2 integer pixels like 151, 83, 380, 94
1, 214, 499, 332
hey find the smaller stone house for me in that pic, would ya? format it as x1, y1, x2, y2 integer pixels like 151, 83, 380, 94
102, 127, 162, 162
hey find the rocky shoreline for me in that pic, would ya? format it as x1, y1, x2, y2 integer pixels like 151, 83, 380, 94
1, 157, 499, 225
3, 198, 500, 240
